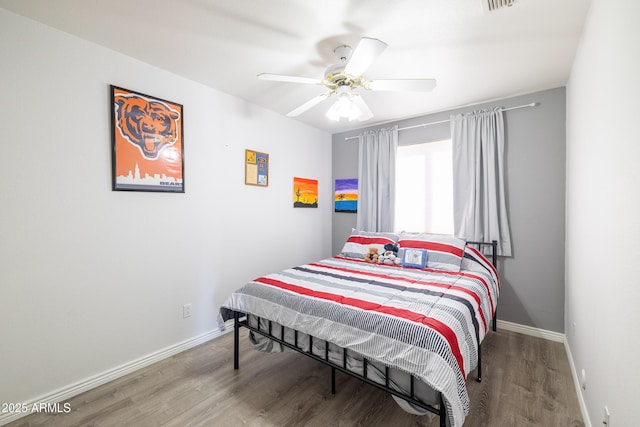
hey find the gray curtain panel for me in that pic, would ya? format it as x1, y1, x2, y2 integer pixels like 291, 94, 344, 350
356, 126, 398, 232
451, 109, 512, 256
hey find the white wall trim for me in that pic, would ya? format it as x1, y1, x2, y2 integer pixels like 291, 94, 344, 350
496, 319, 564, 342
0, 327, 230, 426
564, 340, 592, 427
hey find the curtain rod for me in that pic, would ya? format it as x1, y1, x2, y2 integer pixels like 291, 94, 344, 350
344, 102, 537, 141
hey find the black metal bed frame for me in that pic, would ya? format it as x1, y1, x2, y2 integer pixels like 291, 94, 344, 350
232, 240, 498, 427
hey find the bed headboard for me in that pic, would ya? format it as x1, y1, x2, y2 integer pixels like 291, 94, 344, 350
466, 240, 498, 267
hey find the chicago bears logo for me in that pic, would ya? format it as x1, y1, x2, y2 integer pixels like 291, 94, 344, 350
114, 95, 180, 160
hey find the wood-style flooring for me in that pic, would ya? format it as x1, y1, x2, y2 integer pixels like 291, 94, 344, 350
6, 328, 584, 427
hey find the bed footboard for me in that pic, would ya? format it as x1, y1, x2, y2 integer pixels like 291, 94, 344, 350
232, 311, 447, 427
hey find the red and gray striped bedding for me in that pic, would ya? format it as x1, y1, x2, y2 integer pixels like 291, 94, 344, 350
221, 247, 498, 427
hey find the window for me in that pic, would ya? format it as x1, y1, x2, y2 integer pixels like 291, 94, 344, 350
394, 139, 453, 234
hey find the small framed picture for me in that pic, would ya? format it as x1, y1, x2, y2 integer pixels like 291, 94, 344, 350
334, 178, 358, 213
293, 177, 318, 208
245, 149, 269, 186
402, 249, 428, 269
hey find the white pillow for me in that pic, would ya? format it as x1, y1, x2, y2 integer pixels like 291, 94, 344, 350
340, 229, 399, 260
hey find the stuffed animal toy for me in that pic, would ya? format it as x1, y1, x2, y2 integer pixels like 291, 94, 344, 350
384, 242, 399, 256
377, 243, 400, 265
364, 247, 379, 263
378, 250, 401, 265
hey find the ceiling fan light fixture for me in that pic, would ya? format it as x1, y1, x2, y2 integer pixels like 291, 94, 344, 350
326, 98, 362, 122
326, 88, 362, 122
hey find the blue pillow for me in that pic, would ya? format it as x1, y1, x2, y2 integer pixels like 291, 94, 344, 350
402, 249, 428, 269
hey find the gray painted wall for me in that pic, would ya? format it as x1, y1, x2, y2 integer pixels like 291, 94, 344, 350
331, 87, 566, 333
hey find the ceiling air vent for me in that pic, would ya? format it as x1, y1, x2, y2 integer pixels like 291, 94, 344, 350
483, 0, 515, 12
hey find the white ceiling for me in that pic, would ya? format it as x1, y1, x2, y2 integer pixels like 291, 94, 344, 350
0, 0, 590, 133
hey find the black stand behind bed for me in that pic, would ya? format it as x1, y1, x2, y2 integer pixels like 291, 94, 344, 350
231, 240, 498, 427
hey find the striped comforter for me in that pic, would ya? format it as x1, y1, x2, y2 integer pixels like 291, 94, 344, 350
221, 247, 499, 427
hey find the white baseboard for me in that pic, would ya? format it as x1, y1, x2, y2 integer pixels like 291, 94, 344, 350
496, 319, 565, 342
564, 340, 592, 427
0, 327, 230, 426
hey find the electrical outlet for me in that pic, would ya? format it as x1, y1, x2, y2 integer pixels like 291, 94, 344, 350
183, 303, 192, 318
580, 369, 586, 390
604, 405, 610, 426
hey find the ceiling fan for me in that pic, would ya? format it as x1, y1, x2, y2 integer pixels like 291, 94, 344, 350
257, 37, 437, 122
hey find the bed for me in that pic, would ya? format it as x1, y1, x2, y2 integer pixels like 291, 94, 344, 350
220, 231, 499, 427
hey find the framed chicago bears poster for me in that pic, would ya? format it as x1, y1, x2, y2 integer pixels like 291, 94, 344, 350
110, 85, 184, 192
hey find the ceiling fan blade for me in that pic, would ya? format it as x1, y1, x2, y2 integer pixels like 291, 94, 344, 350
368, 79, 437, 92
344, 37, 388, 76
352, 94, 373, 121
286, 93, 330, 117
257, 73, 322, 85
